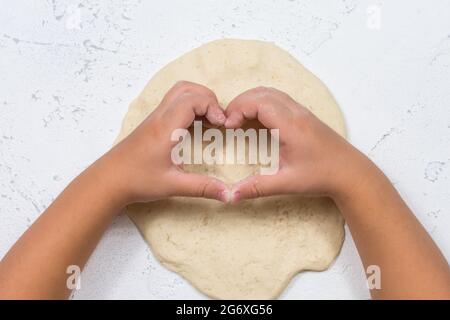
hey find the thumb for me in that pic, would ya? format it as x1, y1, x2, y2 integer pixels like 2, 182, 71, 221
231, 173, 288, 203
170, 172, 230, 202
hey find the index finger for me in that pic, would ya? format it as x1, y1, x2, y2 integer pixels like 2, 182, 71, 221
224, 87, 295, 129
160, 81, 225, 127
163, 92, 224, 130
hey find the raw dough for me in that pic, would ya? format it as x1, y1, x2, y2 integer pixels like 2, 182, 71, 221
115, 39, 346, 299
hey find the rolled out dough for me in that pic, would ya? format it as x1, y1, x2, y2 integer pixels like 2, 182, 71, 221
116, 39, 346, 299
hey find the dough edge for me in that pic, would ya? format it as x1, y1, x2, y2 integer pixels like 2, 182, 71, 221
116, 39, 346, 299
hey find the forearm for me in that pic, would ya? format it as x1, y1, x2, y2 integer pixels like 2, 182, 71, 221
0, 82, 229, 300
0, 154, 125, 299
333, 154, 450, 299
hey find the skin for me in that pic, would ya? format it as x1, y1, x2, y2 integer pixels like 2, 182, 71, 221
0, 82, 228, 299
225, 87, 450, 299
0, 82, 449, 299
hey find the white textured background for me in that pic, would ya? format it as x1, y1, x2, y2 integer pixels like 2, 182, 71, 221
0, 0, 449, 299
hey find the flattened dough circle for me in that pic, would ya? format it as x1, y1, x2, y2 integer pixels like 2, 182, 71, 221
116, 39, 345, 299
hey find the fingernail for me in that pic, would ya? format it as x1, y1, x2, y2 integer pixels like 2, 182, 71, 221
216, 113, 226, 124
218, 190, 231, 203
231, 191, 241, 204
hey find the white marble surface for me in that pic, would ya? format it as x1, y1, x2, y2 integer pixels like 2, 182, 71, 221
0, 0, 449, 299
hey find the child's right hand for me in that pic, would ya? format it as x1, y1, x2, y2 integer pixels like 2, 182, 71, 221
224, 86, 369, 202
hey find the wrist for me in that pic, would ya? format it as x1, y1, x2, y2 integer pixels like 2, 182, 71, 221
328, 148, 381, 205
90, 150, 133, 210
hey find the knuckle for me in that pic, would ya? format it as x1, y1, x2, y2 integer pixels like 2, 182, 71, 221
265, 86, 279, 94
179, 91, 195, 100
147, 121, 164, 138
197, 179, 211, 198
254, 86, 279, 95
291, 112, 315, 137
250, 180, 263, 198
171, 92, 195, 108
252, 86, 270, 96
174, 80, 190, 88
174, 80, 194, 94
274, 88, 292, 100
294, 106, 314, 124
174, 81, 215, 100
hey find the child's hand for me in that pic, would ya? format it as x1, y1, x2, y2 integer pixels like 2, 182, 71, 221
3, 83, 448, 300
107, 81, 229, 204
224, 87, 365, 202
